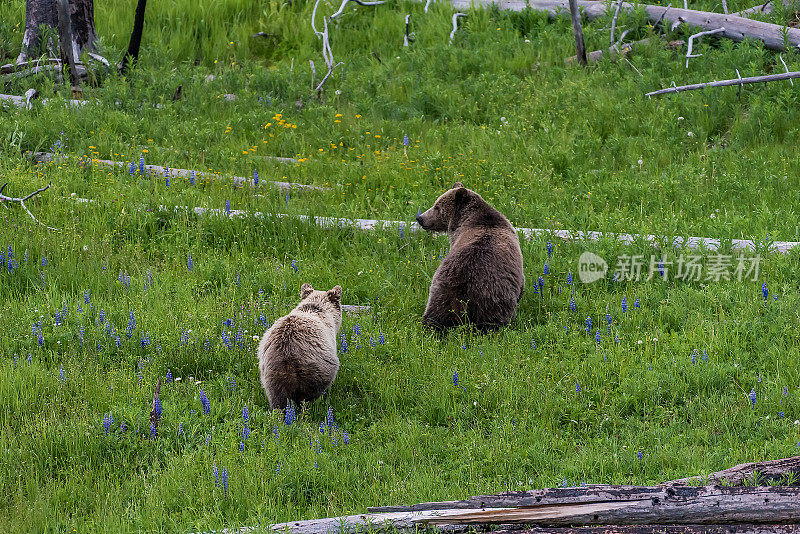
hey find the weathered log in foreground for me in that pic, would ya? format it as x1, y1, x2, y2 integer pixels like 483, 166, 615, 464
447, 0, 800, 51
234, 486, 800, 534
498, 526, 800, 534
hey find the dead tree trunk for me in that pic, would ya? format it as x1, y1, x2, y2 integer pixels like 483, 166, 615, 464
17, 0, 97, 64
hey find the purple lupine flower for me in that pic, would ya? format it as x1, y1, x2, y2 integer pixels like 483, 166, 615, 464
762, 282, 769, 301
378, 332, 385, 345
402, 134, 409, 146
225, 199, 231, 216
150, 422, 157, 439
569, 296, 576, 312
634, 297, 640, 309
343, 431, 349, 444
576, 381, 581, 393
103, 413, 113, 435
213, 464, 220, 487
595, 330, 601, 344
637, 451, 643, 460
326, 406, 334, 429
453, 370, 459, 386
59, 363, 64, 380
621, 296, 628, 313
253, 170, 259, 187
567, 271, 572, 285
190, 170, 196, 185
178, 422, 183, 436
139, 155, 145, 174
585, 316, 592, 334
340, 334, 348, 353
221, 468, 228, 495
544, 263, 550, 275
199, 389, 211, 414
749, 388, 757, 407
547, 240, 553, 257
154, 394, 162, 420
284, 401, 296, 425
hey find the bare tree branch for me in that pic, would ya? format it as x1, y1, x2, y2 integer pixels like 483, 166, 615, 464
0, 182, 58, 230
646, 69, 800, 96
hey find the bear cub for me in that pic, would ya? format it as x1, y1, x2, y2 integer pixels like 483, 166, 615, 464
416, 182, 525, 332
257, 283, 343, 410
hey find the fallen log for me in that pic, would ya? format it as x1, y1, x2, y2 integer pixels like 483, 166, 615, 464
209, 486, 800, 534
446, 0, 800, 51
667, 456, 800, 486
645, 69, 800, 96
30, 153, 325, 191
0, 93, 88, 108
498, 526, 800, 534
566, 38, 684, 64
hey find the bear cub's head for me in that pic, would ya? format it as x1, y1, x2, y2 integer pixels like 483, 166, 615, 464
416, 182, 470, 233
297, 283, 343, 332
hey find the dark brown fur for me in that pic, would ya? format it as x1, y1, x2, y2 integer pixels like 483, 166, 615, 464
416, 183, 525, 332
257, 284, 342, 410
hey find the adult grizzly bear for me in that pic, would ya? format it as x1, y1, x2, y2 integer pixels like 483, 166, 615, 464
257, 283, 342, 410
416, 183, 524, 332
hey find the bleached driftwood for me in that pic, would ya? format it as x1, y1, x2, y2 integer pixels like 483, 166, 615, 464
645, 68, 800, 96
188, 206, 800, 253
31, 153, 323, 191
449, 13, 467, 45
685, 27, 725, 67
444, 0, 800, 51
0, 93, 88, 108
568, 0, 587, 64
62, 194, 800, 254
329, 0, 386, 20
0, 182, 58, 230
609, 0, 624, 46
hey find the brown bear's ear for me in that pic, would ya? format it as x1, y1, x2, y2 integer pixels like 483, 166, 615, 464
327, 285, 342, 303
453, 186, 469, 207
452, 181, 464, 189
300, 283, 314, 299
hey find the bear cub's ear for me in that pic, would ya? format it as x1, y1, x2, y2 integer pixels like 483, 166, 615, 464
327, 285, 342, 303
300, 283, 314, 299
452, 181, 464, 189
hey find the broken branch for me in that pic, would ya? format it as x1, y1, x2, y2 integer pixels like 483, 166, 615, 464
0, 182, 58, 230
646, 68, 800, 96
449, 13, 467, 45
685, 27, 725, 67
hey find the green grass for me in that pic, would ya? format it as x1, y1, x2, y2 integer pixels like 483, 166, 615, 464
2, 0, 800, 531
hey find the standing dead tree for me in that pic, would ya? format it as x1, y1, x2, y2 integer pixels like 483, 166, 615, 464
568, 0, 587, 64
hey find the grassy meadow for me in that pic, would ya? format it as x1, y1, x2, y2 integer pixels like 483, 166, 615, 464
2, 0, 800, 531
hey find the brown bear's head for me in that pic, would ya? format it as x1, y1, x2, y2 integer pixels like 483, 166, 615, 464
298, 283, 343, 332
416, 182, 470, 233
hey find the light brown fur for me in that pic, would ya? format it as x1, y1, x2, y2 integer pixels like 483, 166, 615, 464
257, 283, 343, 410
417, 183, 525, 332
